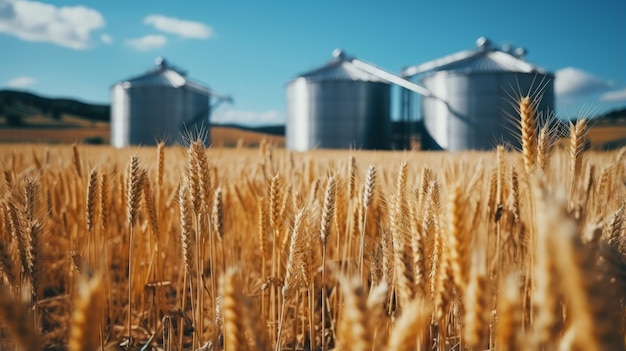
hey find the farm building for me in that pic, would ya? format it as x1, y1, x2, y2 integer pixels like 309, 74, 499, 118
286, 37, 554, 151
110, 58, 231, 147
402, 37, 555, 150
286, 49, 431, 151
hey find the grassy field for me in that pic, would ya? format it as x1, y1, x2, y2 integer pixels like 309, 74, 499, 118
587, 125, 626, 149
0, 118, 285, 147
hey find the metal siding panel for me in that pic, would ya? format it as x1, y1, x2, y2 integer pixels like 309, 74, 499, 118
422, 71, 554, 151
286, 79, 311, 151
422, 73, 450, 149
111, 84, 129, 148
184, 89, 210, 145
125, 86, 183, 146
286, 79, 390, 151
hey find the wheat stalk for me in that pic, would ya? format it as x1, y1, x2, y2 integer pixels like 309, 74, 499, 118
463, 248, 490, 350
277, 208, 306, 351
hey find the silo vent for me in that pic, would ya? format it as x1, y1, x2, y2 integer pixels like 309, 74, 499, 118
332, 48, 346, 60
155, 57, 167, 69
514, 47, 528, 59
476, 36, 491, 49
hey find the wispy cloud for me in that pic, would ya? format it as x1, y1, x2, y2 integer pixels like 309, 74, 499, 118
126, 34, 167, 51
554, 67, 613, 97
144, 14, 212, 39
100, 33, 113, 44
0, 0, 105, 50
212, 108, 285, 126
6, 76, 36, 88
600, 88, 626, 102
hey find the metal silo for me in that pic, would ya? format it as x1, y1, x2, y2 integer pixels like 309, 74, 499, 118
402, 37, 555, 151
286, 50, 392, 151
111, 58, 231, 147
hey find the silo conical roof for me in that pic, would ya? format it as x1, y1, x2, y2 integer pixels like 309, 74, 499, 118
294, 51, 386, 82
119, 58, 211, 95
402, 37, 549, 77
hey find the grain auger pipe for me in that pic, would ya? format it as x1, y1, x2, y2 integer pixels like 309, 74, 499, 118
333, 48, 434, 98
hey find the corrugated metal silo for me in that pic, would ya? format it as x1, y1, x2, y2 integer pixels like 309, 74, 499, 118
403, 37, 555, 151
111, 58, 224, 147
286, 50, 391, 151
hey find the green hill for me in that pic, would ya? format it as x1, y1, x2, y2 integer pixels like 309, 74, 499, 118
0, 89, 109, 126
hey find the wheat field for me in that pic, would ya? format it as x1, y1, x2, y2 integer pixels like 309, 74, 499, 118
0, 99, 625, 351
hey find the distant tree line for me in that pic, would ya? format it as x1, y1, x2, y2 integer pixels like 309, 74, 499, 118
0, 90, 110, 123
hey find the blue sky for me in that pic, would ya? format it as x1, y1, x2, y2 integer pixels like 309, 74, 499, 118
0, 0, 625, 125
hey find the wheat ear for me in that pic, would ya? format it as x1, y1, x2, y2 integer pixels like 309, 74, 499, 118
568, 118, 587, 209
519, 96, 537, 174
69, 274, 104, 351
72, 143, 82, 178
142, 176, 160, 238
212, 187, 224, 241
335, 275, 370, 351
496, 272, 523, 350
192, 139, 212, 209
98, 170, 109, 232
179, 185, 194, 275
86, 168, 98, 233
536, 125, 551, 172
386, 298, 431, 351
220, 268, 248, 351
0, 217, 16, 285
6, 202, 31, 284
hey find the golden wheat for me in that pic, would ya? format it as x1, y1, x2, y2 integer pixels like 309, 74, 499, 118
0, 95, 624, 350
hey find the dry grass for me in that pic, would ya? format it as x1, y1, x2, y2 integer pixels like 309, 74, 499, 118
0, 95, 625, 351
0, 124, 285, 147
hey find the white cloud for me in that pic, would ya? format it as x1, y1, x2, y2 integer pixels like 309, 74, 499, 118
600, 88, 626, 102
126, 34, 167, 51
0, 0, 105, 50
6, 76, 36, 87
211, 108, 285, 126
144, 14, 212, 39
554, 67, 613, 97
100, 33, 112, 44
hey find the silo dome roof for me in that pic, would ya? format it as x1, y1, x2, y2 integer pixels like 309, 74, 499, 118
402, 37, 550, 77
117, 58, 211, 95
294, 54, 386, 82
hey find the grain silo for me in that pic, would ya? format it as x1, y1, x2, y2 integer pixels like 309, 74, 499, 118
111, 58, 231, 147
402, 37, 555, 151
286, 50, 393, 151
